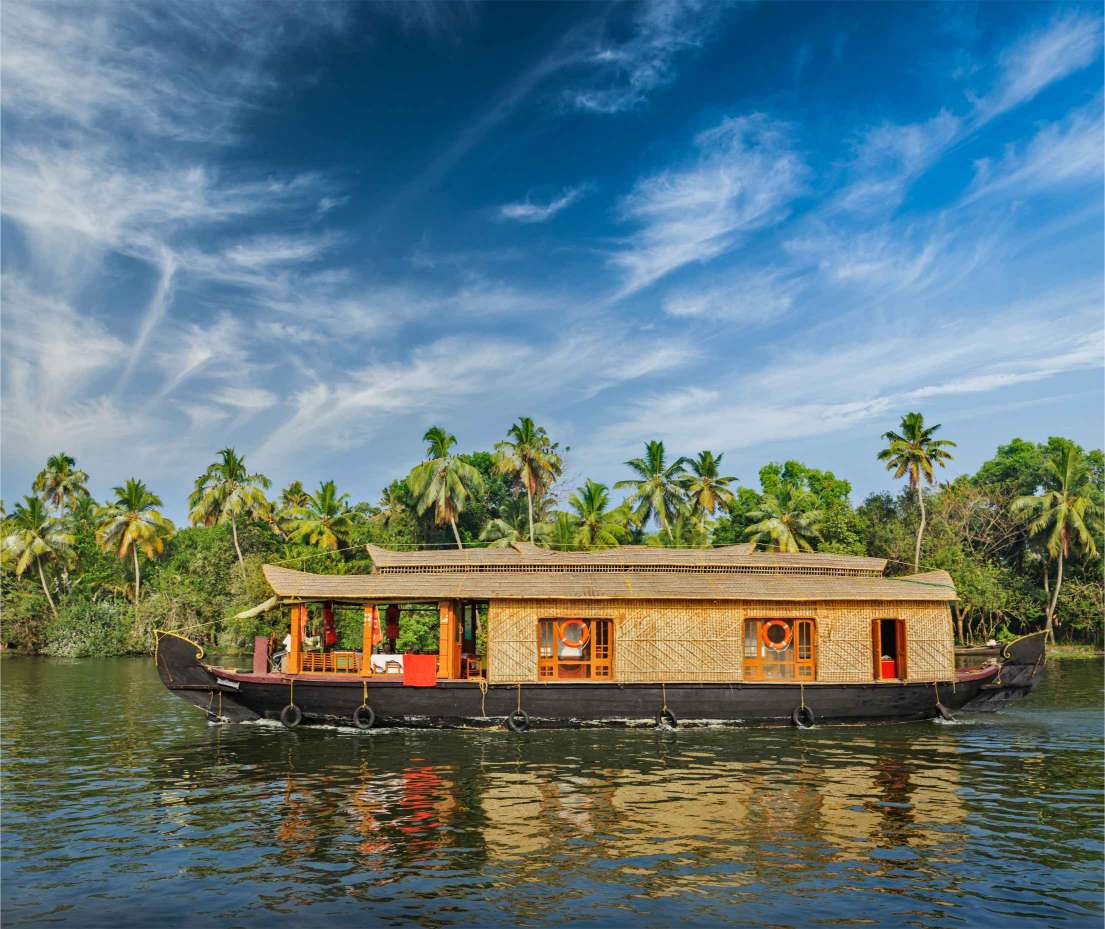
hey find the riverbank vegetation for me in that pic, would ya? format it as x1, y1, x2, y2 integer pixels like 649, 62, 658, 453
2, 414, 1101, 656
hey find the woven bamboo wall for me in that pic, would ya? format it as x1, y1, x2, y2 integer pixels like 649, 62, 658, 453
486, 599, 954, 684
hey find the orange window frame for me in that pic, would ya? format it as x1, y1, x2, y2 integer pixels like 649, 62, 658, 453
742, 618, 816, 682
537, 618, 614, 680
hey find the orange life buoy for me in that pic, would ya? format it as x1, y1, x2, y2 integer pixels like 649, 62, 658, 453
559, 620, 590, 650
761, 619, 792, 651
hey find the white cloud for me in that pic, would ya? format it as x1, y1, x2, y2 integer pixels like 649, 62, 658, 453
964, 103, 1104, 205
499, 186, 590, 223
663, 268, 804, 325
567, 0, 725, 114
831, 111, 961, 215
253, 327, 696, 464
974, 13, 1103, 123
612, 114, 808, 297
596, 292, 1104, 459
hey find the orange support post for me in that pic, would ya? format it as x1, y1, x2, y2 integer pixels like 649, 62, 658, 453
438, 601, 460, 680
289, 604, 305, 674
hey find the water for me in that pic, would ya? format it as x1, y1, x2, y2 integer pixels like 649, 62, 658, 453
2, 657, 1101, 929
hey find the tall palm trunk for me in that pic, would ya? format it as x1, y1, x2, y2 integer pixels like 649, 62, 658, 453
913, 481, 926, 573
36, 559, 58, 619
231, 516, 244, 566
132, 545, 141, 607
449, 518, 463, 549
1045, 551, 1064, 645
525, 485, 535, 544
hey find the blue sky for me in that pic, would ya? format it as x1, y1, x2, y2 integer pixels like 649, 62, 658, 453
2, 1, 1102, 522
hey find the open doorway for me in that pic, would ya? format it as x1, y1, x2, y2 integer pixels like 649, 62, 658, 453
873, 618, 906, 680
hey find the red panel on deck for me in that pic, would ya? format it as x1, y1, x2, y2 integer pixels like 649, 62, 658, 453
403, 654, 438, 687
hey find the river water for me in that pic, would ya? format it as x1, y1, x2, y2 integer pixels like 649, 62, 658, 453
2, 656, 1101, 928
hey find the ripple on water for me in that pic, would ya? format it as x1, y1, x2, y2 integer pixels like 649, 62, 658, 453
1, 656, 1102, 928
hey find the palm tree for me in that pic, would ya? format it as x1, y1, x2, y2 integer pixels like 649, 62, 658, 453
744, 487, 824, 553
408, 426, 485, 549
33, 452, 89, 514
95, 479, 175, 608
537, 511, 580, 550
681, 451, 738, 516
647, 508, 709, 549
284, 480, 357, 551
1012, 444, 1102, 643
615, 440, 688, 531
372, 481, 409, 530
479, 497, 530, 548
1, 496, 74, 618
278, 480, 311, 513
494, 417, 563, 543
189, 448, 272, 566
569, 480, 628, 550
877, 412, 956, 572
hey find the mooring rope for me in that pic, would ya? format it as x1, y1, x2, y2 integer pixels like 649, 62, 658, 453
800, 680, 806, 710
479, 678, 488, 718
661, 681, 668, 713
516, 682, 522, 713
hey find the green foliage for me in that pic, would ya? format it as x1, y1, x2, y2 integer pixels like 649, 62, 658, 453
3, 430, 1102, 656
395, 608, 439, 653
44, 597, 132, 658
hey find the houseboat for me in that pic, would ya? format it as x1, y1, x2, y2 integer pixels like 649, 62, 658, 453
155, 543, 1046, 730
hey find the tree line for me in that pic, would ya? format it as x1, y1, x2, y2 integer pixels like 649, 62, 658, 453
2, 413, 1101, 656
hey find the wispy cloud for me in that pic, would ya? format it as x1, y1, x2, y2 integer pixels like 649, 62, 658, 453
964, 102, 1104, 205
973, 12, 1103, 124
831, 112, 961, 215
612, 114, 808, 298
663, 268, 804, 325
598, 289, 1104, 460
566, 0, 726, 114
499, 185, 591, 223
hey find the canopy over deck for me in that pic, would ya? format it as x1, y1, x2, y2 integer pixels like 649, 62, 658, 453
260, 544, 954, 603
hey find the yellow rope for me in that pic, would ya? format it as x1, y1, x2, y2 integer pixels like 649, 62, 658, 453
516, 682, 522, 712
479, 678, 488, 717
800, 680, 806, 710
661, 681, 668, 713
362, 679, 368, 707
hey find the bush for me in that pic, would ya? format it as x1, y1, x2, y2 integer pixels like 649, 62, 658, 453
44, 597, 132, 657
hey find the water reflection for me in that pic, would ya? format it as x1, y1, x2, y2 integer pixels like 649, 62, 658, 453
1, 657, 1102, 928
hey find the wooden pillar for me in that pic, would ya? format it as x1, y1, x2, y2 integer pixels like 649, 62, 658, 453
438, 601, 459, 679
361, 604, 376, 676
289, 604, 305, 675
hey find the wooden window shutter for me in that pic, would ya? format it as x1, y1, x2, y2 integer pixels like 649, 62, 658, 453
871, 618, 881, 680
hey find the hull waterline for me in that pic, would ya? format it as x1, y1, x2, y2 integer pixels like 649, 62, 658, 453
155, 630, 1047, 730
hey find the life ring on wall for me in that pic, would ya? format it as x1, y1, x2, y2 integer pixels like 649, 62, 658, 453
559, 620, 590, 650
761, 619, 793, 651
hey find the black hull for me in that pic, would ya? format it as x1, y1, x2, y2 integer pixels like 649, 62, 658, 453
154, 630, 1047, 730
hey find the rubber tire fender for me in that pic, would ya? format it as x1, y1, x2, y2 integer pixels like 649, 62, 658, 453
280, 703, 303, 729
935, 702, 955, 722
506, 709, 529, 733
792, 705, 815, 729
353, 704, 375, 730
656, 708, 677, 729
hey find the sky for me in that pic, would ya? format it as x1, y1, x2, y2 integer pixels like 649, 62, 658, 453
2, 0, 1103, 522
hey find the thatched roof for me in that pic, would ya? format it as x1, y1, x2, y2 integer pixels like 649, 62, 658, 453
261, 543, 955, 602
365, 542, 888, 574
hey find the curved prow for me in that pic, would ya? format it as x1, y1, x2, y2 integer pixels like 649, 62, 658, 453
960, 630, 1048, 712
154, 630, 259, 722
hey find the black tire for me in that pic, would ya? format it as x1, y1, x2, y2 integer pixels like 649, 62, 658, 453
792, 705, 815, 729
935, 702, 955, 721
656, 708, 677, 729
506, 709, 529, 733
280, 703, 302, 729
353, 704, 375, 730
